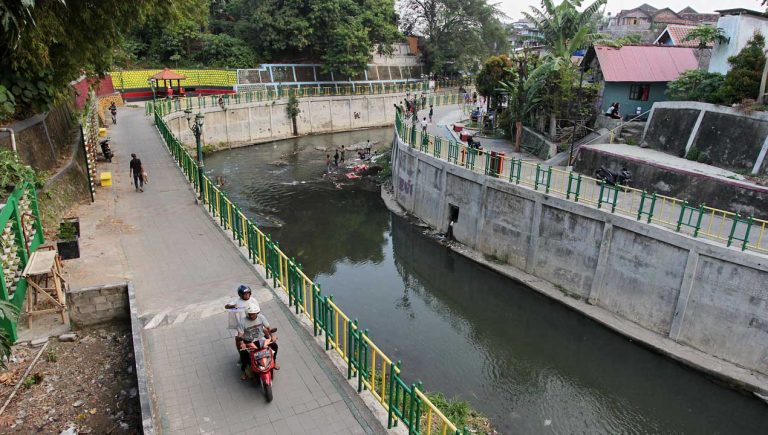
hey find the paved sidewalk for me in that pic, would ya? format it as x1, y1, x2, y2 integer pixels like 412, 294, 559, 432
64, 107, 385, 434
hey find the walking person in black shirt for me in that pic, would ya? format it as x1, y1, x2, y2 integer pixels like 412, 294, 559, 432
130, 153, 144, 192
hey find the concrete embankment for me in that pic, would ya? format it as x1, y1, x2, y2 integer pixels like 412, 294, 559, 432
388, 131, 768, 396
167, 92, 419, 149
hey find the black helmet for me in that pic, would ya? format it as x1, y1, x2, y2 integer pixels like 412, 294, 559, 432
237, 284, 252, 297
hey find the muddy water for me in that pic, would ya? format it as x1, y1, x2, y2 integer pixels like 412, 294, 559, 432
205, 129, 768, 434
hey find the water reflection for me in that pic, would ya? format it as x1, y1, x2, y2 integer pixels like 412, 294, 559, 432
205, 130, 768, 434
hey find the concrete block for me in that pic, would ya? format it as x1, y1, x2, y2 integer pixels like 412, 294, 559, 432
91, 295, 108, 304
95, 302, 112, 311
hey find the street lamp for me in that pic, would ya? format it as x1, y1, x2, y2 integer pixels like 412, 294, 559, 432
185, 109, 205, 198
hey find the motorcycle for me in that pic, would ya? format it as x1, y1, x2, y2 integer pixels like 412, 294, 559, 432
594, 166, 631, 187
242, 328, 278, 402
99, 138, 114, 162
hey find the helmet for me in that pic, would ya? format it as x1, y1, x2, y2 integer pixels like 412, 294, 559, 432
237, 284, 252, 297
246, 305, 260, 314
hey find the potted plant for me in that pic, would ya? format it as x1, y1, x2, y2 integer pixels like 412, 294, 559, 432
56, 221, 79, 260
60, 217, 80, 238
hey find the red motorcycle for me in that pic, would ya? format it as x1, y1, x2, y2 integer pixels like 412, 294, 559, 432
243, 328, 278, 402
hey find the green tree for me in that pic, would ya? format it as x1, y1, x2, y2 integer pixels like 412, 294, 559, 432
475, 55, 513, 109
193, 34, 257, 68
286, 95, 301, 136
399, 0, 508, 76
718, 32, 766, 104
682, 25, 728, 50
666, 70, 725, 103
215, 0, 401, 77
497, 52, 542, 151
1, 0, 207, 120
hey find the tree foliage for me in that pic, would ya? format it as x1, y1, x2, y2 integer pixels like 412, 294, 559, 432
1, 0, 207, 120
399, 0, 508, 76
718, 32, 766, 104
666, 70, 725, 103
682, 25, 728, 50
213, 0, 401, 77
475, 55, 513, 107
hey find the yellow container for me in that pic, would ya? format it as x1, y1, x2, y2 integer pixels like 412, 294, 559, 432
100, 172, 112, 187
99, 128, 107, 137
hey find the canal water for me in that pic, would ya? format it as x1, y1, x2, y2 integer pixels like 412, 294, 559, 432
205, 129, 768, 434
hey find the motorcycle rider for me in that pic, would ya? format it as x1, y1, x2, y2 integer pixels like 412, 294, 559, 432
238, 306, 279, 379
225, 284, 259, 351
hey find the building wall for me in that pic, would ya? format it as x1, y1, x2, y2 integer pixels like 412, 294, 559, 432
710, 14, 768, 74
391, 131, 768, 380
600, 82, 668, 116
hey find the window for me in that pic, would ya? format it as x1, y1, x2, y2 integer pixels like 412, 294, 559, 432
629, 84, 651, 101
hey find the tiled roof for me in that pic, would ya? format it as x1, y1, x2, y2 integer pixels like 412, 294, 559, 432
659, 25, 711, 47
593, 45, 699, 82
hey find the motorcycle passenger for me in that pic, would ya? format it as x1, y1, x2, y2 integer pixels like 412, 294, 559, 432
238, 306, 279, 379
225, 284, 260, 351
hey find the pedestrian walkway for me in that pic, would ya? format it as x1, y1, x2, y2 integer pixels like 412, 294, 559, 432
64, 107, 385, 434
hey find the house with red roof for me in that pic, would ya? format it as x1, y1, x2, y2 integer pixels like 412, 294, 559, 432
583, 45, 700, 117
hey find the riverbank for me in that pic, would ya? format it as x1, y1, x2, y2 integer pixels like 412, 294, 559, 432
381, 186, 768, 400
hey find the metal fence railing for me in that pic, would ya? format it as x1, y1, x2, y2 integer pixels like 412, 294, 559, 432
394, 112, 768, 255
146, 84, 471, 117
0, 182, 45, 340
154, 110, 464, 434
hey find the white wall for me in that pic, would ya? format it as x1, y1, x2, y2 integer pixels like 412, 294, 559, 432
710, 14, 768, 74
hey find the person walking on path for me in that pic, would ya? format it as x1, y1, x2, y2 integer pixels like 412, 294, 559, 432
109, 102, 117, 124
421, 117, 428, 134
334, 149, 339, 167
429, 105, 434, 123
130, 153, 144, 192
340, 145, 345, 164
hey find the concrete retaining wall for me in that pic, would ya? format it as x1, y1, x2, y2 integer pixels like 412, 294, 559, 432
574, 146, 768, 218
0, 103, 76, 171
168, 93, 407, 148
642, 101, 768, 175
67, 282, 130, 327
391, 132, 768, 379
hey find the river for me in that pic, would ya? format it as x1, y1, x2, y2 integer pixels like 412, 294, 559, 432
204, 128, 768, 434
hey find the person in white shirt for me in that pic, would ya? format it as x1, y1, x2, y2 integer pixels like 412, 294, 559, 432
238, 306, 279, 378
421, 117, 428, 134
225, 284, 260, 351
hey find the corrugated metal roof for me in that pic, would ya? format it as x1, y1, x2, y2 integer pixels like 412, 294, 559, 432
594, 45, 699, 82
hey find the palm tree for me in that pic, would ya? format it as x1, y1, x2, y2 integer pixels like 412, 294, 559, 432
522, 0, 606, 136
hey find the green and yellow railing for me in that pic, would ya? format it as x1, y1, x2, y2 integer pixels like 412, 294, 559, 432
0, 182, 45, 340
147, 84, 472, 117
154, 109, 464, 435
394, 112, 768, 255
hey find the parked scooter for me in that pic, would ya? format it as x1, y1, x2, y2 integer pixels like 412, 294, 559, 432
242, 328, 278, 402
594, 166, 631, 186
99, 138, 114, 162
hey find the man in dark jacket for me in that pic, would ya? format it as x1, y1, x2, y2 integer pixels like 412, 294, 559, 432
130, 153, 144, 192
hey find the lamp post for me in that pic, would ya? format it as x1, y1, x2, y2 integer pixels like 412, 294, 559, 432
185, 109, 205, 199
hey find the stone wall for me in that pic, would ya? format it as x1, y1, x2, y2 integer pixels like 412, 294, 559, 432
67, 282, 130, 328
168, 93, 406, 148
391, 131, 768, 380
641, 101, 768, 175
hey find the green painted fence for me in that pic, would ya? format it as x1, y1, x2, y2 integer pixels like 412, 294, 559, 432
0, 182, 45, 340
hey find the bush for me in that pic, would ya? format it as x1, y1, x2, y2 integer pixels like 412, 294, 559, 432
685, 146, 700, 161
718, 32, 766, 104
666, 70, 725, 103
0, 149, 46, 195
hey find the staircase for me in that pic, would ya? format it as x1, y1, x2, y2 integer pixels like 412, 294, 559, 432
616, 121, 645, 145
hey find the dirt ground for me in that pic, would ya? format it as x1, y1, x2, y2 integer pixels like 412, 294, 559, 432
0, 324, 140, 434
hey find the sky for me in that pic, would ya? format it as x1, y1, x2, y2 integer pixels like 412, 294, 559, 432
496, 0, 765, 22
